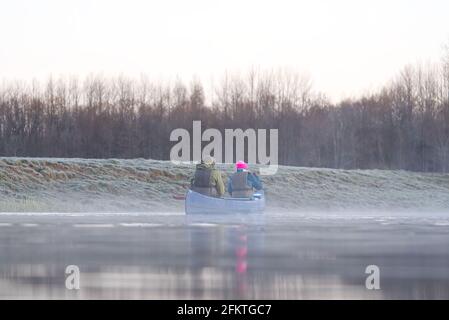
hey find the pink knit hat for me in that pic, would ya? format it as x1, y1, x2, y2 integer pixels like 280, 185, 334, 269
236, 161, 248, 170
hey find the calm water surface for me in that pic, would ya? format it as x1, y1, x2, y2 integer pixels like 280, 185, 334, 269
0, 211, 448, 299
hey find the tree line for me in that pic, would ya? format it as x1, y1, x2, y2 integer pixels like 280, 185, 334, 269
1, 56, 449, 173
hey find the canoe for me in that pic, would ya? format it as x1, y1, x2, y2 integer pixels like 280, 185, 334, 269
185, 189, 265, 215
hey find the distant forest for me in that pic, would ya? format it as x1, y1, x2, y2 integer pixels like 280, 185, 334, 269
1, 54, 449, 172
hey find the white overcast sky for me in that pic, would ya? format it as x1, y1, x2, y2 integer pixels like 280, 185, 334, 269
0, 0, 448, 101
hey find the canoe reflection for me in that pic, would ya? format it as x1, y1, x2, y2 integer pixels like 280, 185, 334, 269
187, 217, 263, 299
1, 213, 449, 299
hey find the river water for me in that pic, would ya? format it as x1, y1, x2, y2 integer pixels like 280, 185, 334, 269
0, 211, 448, 299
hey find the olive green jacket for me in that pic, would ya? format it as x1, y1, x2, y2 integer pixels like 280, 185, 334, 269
191, 163, 225, 197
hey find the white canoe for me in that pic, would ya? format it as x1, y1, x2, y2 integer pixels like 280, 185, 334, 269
185, 189, 265, 215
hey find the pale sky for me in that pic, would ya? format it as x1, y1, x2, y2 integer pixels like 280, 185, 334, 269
0, 0, 448, 101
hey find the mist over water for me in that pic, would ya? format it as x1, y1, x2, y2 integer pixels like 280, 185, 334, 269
1, 211, 449, 299
1, 158, 449, 298
1, 0, 448, 301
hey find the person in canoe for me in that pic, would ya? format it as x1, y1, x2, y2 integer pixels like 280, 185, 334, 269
190, 156, 225, 197
227, 161, 263, 198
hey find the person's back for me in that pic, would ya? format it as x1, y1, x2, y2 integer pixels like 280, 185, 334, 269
227, 161, 263, 198
191, 157, 225, 197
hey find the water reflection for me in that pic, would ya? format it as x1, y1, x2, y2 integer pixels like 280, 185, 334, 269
0, 213, 448, 299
